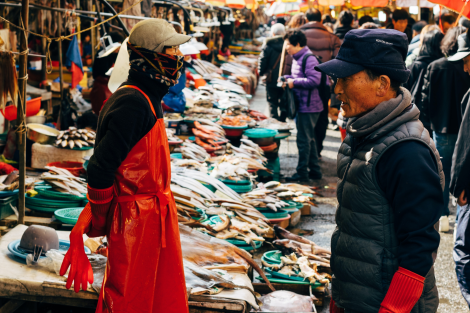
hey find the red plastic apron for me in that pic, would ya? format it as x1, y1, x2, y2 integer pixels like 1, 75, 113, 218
95, 85, 189, 313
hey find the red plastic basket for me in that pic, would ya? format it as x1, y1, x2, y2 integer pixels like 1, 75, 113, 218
1, 97, 42, 121
46, 161, 85, 177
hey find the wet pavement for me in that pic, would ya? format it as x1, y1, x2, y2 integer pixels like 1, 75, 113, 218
250, 85, 468, 313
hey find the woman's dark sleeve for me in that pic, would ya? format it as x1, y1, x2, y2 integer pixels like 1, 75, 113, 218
376, 141, 443, 277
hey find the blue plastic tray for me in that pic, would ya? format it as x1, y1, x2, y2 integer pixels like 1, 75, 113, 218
8, 239, 91, 261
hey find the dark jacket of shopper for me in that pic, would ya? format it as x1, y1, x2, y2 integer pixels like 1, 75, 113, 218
259, 36, 284, 88
284, 46, 324, 113
421, 57, 470, 134
333, 88, 444, 313
299, 22, 341, 62
405, 30, 444, 131
334, 25, 353, 40
451, 91, 470, 199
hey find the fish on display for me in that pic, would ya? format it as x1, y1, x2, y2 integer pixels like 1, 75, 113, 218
55, 127, 96, 149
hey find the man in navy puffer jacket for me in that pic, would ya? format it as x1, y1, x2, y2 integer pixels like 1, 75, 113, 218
281, 30, 324, 181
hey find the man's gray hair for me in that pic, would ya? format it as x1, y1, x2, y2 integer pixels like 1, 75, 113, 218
271, 23, 286, 36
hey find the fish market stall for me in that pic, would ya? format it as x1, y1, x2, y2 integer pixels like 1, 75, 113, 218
0, 224, 263, 312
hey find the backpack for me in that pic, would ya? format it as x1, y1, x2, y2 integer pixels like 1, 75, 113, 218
302, 53, 330, 109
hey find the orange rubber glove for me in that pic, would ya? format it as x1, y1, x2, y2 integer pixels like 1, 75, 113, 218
60, 205, 95, 293
379, 267, 425, 313
329, 298, 345, 313
87, 185, 114, 236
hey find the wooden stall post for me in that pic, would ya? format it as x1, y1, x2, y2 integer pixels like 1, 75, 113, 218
17, 0, 30, 225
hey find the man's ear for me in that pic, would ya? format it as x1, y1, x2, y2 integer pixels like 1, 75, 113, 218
377, 75, 391, 97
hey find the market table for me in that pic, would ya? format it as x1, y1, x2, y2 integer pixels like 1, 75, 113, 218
0, 225, 257, 312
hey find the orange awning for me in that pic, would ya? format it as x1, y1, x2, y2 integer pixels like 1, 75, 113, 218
427, 0, 470, 17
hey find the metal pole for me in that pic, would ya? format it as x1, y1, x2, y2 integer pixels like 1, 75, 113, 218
58, 0, 64, 132
17, 0, 29, 225
417, 0, 421, 21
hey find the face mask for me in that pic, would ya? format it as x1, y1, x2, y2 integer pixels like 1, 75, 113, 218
127, 42, 184, 87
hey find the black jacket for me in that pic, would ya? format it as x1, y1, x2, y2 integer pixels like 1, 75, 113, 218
405, 33, 444, 132
451, 89, 470, 199
386, 23, 412, 43
334, 25, 353, 40
87, 71, 169, 189
259, 36, 284, 87
421, 57, 470, 134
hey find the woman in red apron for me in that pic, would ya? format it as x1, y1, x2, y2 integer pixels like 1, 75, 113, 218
60, 19, 192, 313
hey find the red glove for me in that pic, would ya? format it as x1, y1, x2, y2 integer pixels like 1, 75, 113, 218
329, 298, 345, 313
87, 185, 114, 236
379, 267, 425, 313
60, 206, 94, 293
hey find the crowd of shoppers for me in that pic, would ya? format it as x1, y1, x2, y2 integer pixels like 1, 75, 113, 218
261, 8, 470, 310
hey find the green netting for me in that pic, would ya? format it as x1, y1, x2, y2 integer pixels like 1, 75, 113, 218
54, 208, 84, 225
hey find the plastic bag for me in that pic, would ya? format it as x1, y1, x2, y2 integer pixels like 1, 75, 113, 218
26, 249, 66, 276
26, 249, 107, 293
89, 254, 107, 293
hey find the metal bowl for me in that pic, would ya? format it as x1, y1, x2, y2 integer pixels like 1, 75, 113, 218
26, 123, 59, 145
26, 116, 46, 124
18, 225, 59, 254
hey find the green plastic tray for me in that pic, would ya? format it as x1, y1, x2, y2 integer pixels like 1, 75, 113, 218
25, 195, 83, 207
54, 207, 84, 225
35, 185, 86, 201
221, 125, 249, 130
264, 267, 306, 282
244, 128, 278, 139
170, 153, 183, 159
198, 181, 217, 192
256, 208, 289, 219
238, 240, 263, 251
283, 207, 299, 213
219, 178, 251, 185
192, 208, 207, 221
225, 181, 253, 193
263, 250, 282, 264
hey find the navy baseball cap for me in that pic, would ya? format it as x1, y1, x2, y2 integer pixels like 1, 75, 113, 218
315, 29, 411, 83
448, 33, 470, 61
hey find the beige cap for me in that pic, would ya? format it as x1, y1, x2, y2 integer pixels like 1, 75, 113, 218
129, 19, 191, 53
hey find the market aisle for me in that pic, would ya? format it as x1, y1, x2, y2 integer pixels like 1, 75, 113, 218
249, 84, 468, 313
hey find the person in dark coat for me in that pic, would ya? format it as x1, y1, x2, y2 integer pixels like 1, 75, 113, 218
300, 8, 341, 157
334, 11, 354, 40
259, 23, 286, 121
448, 32, 470, 308
421, 26, 470, 229
386, 9, 412, 42
300, 9, 341, 63
280, 30, 324, 182
405, 29, 444, 133
316, 29, 444, 313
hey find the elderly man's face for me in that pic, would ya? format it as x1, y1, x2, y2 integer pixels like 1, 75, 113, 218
334, 71, 394, 118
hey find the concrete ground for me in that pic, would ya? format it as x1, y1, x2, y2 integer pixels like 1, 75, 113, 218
250, 85, 468, 312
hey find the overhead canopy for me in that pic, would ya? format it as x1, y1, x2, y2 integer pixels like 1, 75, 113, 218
265, 1, 300, 16
319, 0, 344, 5
349, 0, 388, 6
396, 0, 436, 7
427, 0, 470, 17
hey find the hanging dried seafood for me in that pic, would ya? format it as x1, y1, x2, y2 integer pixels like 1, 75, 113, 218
0, 51, 18, 109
